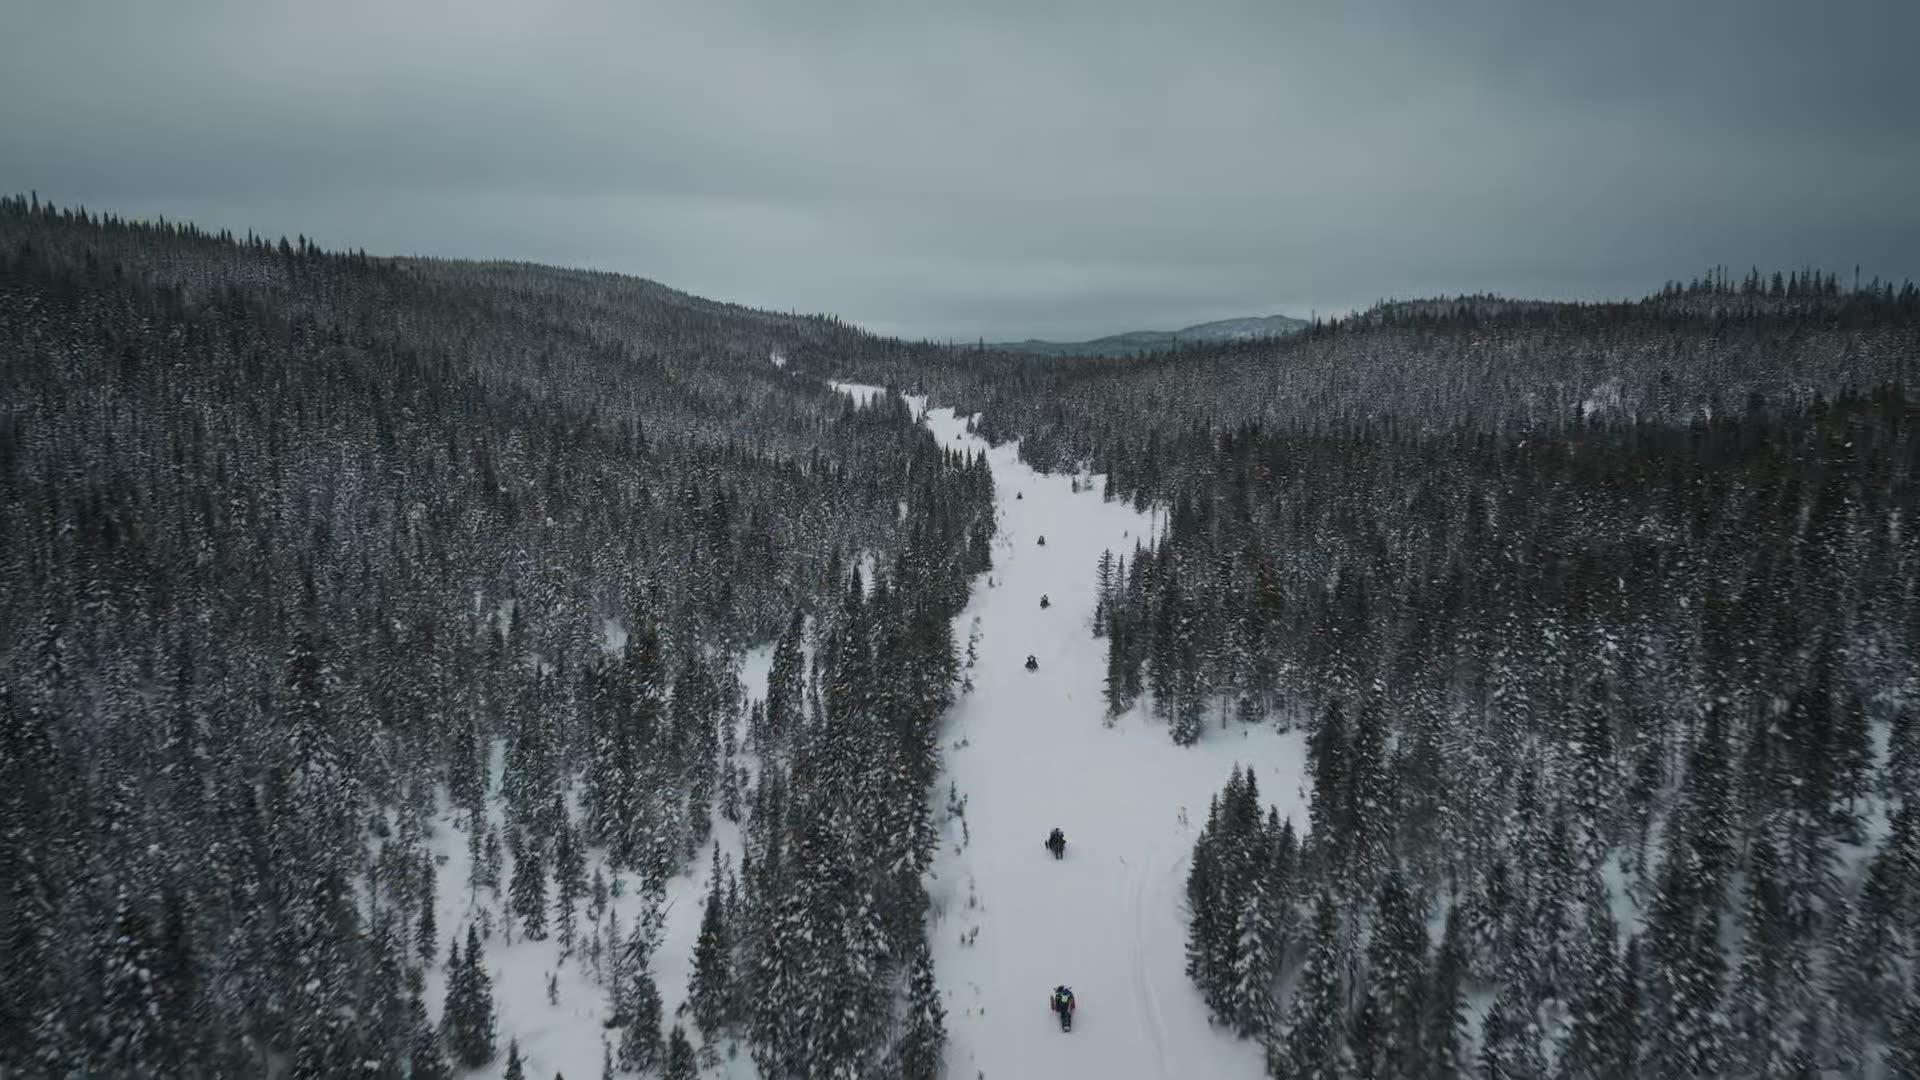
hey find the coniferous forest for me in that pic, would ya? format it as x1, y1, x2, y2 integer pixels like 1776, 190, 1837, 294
0, 196, 992, 1077
818, 277, 1920, 1075
6, 187, 1920, 1080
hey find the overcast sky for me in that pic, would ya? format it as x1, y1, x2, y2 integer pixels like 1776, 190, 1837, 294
4, 0, 1916, 341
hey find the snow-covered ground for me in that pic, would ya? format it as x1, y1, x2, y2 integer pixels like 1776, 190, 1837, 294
910, 398, 1309, 1080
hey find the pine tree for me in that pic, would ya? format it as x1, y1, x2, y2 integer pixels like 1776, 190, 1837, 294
900, 935, 947, 1080
1344, 694, 1393, 890
1571, 678, 1616, 856
1349, 989, 1386, 1079
1891, 967, 1920, 1079
766, 609, 806, 743
553, 809, 587, 952
512, 833, 549, 940
1837, 688, 1872, 820
688, 846, 733, 1039
1886, 708, 1920, 801
1227, 853, 1280, 1039
504, 1037, 526, 1080
1105, 618, 1135, 716
95, 890, 161, 1074
617, 958, 662, 1071
1730, 827, 1792, 1075
358, 917, 409, 1072
1307, 699, 1349, 873
444, 924, 498, 1066
589, 865, 609, 927
417, 875, 438, 966
1274, 891, 1346, 1080
1643, 816, 1725, 1076
1366, 869, 1429, 1079
1423, 901, 1469, 1080
1563, 874, 1628, 1079
663, 1024, 697, 1080
409, 1015, 452, 1080
1478, 975, 1546, 1079
467, 813, 491, 900
1838, 825, 1906, 1030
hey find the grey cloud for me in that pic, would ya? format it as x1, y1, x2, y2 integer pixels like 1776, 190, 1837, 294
3, 0, 1915, 341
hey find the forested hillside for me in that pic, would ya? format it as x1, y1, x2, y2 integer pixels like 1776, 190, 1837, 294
0, 196, 992, 1077
823, 277, 1920, 1076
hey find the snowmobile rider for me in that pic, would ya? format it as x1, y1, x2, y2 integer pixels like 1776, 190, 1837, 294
1051, 985, 1075, 1027
1046, 827, 1066, 857
1025, 654, 1039, 671
1039, 594, 1050, 609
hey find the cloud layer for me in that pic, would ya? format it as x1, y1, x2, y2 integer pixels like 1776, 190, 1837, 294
5, 0, 1915, 340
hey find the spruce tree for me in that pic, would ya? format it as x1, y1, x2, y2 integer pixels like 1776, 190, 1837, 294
1563, 874, 1627, 1079
504, 1037, 526, 1080
409, 1016, 452, 1080
1643, 820, 1725, 1077
95, 890, 161, 1074
1307, 700, 1349, 871
1886, 708, 1920, 801
1890, 968, 1920, 1080
511, 833, 549, 941
1366, 869, 1429, 1080
1274, 891, 1346, 1080
444, 925, 498, 1066
900, 936, 946, 1080
663, 1024, 697, 1080
617, 959, 662, 1072
766, 609, 806, 743
1423, 902, 1469, 1080
688, 846, 733, 1039
1186, 792, 1226, 1013
417, 875, 438, 966
553, 810, 586, 952
1478, 976, 1546, 1079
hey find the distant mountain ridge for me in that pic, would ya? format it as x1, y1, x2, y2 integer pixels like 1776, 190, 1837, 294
994, 313, 1308, 356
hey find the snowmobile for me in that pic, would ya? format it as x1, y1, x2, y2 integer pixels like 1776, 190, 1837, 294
1016, 491, 1023, 500
1025, 654, 1039, 671
1051, 986, 1075, 1031
1045, 828, 1066, 860
1037, 534, 1046, 546
1039, 594, 1051, 609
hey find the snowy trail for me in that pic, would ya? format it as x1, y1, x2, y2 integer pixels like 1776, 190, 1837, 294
422, 384, 1304, 1080
915, 402, 1306, 1080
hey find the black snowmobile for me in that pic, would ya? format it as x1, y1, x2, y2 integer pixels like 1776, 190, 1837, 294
1051, 986, 1075, 1031
1037, 534, 1046, 546
1025, 654, 1039, 671
1045, 828, 1066, 860
1039, 594, 1051, 609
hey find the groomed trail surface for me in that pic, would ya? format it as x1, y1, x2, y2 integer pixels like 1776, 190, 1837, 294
911, 398, 1308, 1080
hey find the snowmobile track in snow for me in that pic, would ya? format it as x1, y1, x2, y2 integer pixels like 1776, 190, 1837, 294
887, 390, 1304, 1080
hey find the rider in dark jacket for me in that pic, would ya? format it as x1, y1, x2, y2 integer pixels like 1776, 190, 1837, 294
1051, 985, 1075, 1026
